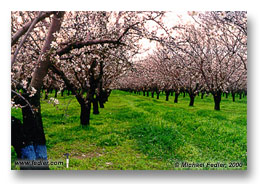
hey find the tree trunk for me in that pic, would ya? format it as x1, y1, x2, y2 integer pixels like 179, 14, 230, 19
165, 91, 170, 101
232, 92, 235, 102
61, 89, 64, 97
98, 92, 104, 108
11, 116, 24, 159
143, 91, 146, 96
174, 92, 179, 103
226, 92, 228, 98
93, 97, 99, 114
99, 98, 104, 108
239, 92, 242, 99
146, 91, 149, 97
54, 89, 58, 98
151, 91, 154, 98
189, 93, 195, 106
104, 91, 109, 103
87, 59, 99, 117
156, 92, 160, 99
213, 91, 222, 110
183, 92, 185, 98
96, 59, 104, 109
30, 12, 64, 90
21, 92, 48, 170
21, 12, 65, 169
80, 102, 91, 126
201, 92, 204, 99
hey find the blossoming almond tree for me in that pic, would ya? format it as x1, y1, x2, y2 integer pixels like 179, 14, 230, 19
11, 11, 246, 169
163, 11, 247, 110
48, 11, 164, 125
11, 12, 167, 168
11, 11, 65, 169
114, 11, 246, 111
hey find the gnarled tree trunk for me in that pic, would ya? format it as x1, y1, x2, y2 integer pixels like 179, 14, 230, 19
18, 12, 65, 169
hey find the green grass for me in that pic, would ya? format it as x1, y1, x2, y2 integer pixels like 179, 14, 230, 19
11, 90, 247, 170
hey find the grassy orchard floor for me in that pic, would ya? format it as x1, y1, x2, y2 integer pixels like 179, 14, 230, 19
11, 90, 247, 170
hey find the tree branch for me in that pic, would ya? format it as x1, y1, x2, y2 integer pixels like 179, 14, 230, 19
56, 22, 139, 56
11, 11, 56, 46
56, 39, 121, 56
11, 90, 35, 115
11, 12, 43, 67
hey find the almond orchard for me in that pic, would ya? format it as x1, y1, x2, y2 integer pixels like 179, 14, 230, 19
11, 11, 247, 170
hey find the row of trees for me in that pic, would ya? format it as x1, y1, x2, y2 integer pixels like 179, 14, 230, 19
11, 11, 247, 169
11, 11, 165, 169
114, 11, 247, 110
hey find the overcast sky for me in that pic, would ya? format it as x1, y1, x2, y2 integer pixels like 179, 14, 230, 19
134, 11, 194, 61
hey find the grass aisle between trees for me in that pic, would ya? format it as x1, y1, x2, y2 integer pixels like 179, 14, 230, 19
11, 90, 247, 170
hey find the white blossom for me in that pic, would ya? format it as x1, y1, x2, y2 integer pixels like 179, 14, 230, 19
22, 80, 28, 89
29, 87, 37, 97
50, 41, 59, 49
